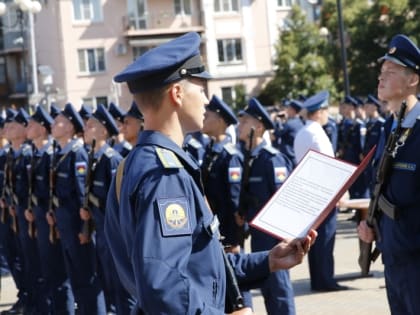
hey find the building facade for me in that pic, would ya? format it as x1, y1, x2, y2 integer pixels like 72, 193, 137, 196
0, 0, 316, 111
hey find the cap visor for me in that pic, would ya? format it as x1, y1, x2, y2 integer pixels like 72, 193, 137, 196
378, 55, 407, 67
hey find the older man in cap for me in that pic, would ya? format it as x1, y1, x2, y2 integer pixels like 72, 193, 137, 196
49, 103, 106, 314
294, 90, 348, 292
358, 34, 420, 315
236, 97, 295, 315
25, 106, 74, 314
80, 104, 135, 314
105, 32, 316, 314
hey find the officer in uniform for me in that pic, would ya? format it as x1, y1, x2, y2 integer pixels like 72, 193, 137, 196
121, 101, 143, 148
108, 102, 131, 157
273, 99, 305, 168
363, 94, 385, 194
294, 91, 348, 292
80, 104, 135, 314
237, 97, 295, 315
25, 106, 74, 314
105, 32, 316, 314
358, 34, 420, 315
338, 96, 369, 199
49, 103, 106, 314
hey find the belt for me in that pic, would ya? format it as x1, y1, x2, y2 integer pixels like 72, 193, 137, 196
378, 194, 400, 220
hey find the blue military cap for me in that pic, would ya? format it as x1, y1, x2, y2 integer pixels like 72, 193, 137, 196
365, 94, 382, 108
114, 32, 211, 93
50, 103, 61, 118
379, 34, 420, 74
108, 102, 126, 123
354, 96, 365, 107
31, 106, 54, 133
302, 90, 330, 113
79, 104, 93, 121
5, 108, 17, 123
92, 104, 119, 136
14, 108, 30, 126
61, 103, 84, 133
207, 95, 238, 126
342, 95, 358, 107
241, 97, 275, 130
286, 99, 303, 112
125, 101, 143, 120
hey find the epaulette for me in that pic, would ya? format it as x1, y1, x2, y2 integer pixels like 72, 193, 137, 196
156, 147, 183, 169
378, 117, 386, 123
22, 143, 32, 155
223, 142, 239, 156
46, 144, 54, 155
417, 115, 420, 120
104, 147, 115, 158
263, 145, 279, 155
356, 118, 365, 125
123, 141, 132, 150
71, 139, 84, 152
187, 138, 202, 149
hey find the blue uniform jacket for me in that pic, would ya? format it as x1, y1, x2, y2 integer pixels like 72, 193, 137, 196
377, 103, 420, 265
105, 131, 270, 314
274, 116, 305, 167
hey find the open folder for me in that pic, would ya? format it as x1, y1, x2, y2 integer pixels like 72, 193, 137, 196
250, 146, 376, 239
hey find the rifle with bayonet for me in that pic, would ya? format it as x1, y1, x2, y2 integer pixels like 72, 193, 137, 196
48, 140, 58, 243
359, 101, 407, 274
0, 147, 12, 223
236, 127, 255, 247
80, 139, 96, 242
27, 142, 36, 238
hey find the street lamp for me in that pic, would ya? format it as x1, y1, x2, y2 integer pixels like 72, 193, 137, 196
0, 0, 42, 108
336, 0, 350, 96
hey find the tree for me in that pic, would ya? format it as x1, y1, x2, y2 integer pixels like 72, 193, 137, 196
259, 5, 336, 104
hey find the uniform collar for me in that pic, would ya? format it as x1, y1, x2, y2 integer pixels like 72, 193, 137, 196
36, 137, 53, 156
401, 101, 420, 128
95, 143, 110, 159
251, 139, 268, 156
59, 138, 81, 154
138, 130, 199, 171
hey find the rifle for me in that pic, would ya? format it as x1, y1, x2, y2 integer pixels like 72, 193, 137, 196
48, 140, 58, 244
222, 246, 244, 313
80, 139, 96, 242
0, 147, 12, 223
236, 127, 255, 247
201, 138, 215, 188
9, 148, 18, 234
359, 101, 407, 274
27, 143, 36, 238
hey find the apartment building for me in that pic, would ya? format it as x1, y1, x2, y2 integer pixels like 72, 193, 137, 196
0, 0, 315, 111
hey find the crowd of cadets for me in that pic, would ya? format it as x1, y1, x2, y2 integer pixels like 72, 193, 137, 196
0, 91, 386, 315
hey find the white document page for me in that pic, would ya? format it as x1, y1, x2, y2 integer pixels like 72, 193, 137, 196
250, 150, 358, 239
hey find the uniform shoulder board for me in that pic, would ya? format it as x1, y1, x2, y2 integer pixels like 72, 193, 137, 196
123, 141, 132, 150
156, 147, 184, 169
417, 115, 420, 120
263, 145, 279, 155
47, 145, 54, 155
187, 138, 202, 149
104, 147, 115, 158
356, 118, 364, 125
22, 143, 31, 155
223, 142, 239, 155
72, 139, 84, 152
378, 117, 386, 123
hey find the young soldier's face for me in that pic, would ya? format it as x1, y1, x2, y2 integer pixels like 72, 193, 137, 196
84, 118, 107, 145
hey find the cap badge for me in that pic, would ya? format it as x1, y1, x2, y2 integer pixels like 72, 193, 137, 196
389, 46, 397, 54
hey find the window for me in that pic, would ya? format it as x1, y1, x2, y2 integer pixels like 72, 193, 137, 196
82, 96, 108, 109
217, 39, 242, 64
221, 84, 245, 111
0, 57, 5, 84
73, 0, 102, 22
277, 0, 294, 7
78, 48, 106, 74
174, 0, 191, 15
127, 0, 147, 29
214, 0, 239, 12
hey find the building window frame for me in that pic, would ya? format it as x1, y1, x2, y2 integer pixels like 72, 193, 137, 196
174, 0, 191, 15
277, 0, 294, 8
214, 0, 239, 12
72, 0, 102, 22
82, 96, 108, 109
217, 38, 243, 64
78, 48, 106, 74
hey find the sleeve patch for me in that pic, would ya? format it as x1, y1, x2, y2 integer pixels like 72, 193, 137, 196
274, 166, 288, 183
75, 161, 87, 176
158, 197, 192, 236
228, 167, 242, 183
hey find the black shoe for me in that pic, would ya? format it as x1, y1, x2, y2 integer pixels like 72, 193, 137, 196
312, 284, 349, 292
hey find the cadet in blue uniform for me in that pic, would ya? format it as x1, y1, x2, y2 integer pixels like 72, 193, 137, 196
0, 110, 28, 315
121, 101, 143, 148
106, 32, 316, 314
323, 116, 338, 154
183, 130, 210, 166
294, 91, 348, 292
337, 96, 369, 199
237, 97, 295, 315
108, 102, 131, 158
25, 106, 74, 314
201, 95, 253, 310
80, 104, 134, 314
358, 34, 420, 315
363, 94, 385, 194
79, 104, 93, 124
273, 99, 305, 168
49, 103, 106, 314
50, 103, 61, 119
